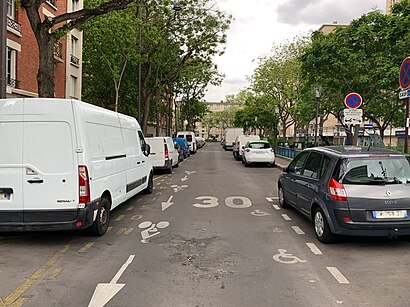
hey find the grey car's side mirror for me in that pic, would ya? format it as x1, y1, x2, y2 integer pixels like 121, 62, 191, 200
283, 166, 288, 172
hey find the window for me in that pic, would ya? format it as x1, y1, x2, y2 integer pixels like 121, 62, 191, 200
302, 152, 323, 179
71, 36, 77, 56
71, 0, 78, 11
248, 142, 271, 149
70, 76, 77, 99
7, 0, 14, 18
138, 131, 147, 153
6, 47, 17, 87
288, 152, 309, 175
320, 156, 331, 178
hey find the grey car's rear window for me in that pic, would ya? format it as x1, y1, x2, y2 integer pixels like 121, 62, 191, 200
335, 156, 410, 185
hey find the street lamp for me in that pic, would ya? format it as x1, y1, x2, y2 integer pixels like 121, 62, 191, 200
314, 86, 321, 147
254, 116, 258, 135
274, 105, 279, 149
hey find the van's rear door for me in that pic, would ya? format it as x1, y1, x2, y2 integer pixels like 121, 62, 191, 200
0, 99, 24, 222
23, 100, 78, 222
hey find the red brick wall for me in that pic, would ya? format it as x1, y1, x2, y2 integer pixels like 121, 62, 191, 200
8, 1, 67, 97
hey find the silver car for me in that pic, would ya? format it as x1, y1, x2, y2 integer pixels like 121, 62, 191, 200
278, 146, 410, 243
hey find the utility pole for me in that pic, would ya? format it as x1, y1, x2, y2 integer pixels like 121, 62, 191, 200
0, 0, 7, 99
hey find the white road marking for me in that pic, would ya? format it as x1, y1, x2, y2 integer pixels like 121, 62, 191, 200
273, 205, 280, 210
251, 210, 272, 217
326, 267, 350, 284
88, 255, 135, 307
225, 196, 252, 209
306, 243, 322, 255
291, 226, 305, 235
273, 249, 307, 264
181, 176, 188, 182
161, 196, 174, 211
153, 175, 166, 181
138, 221, 170, 243
281, 214, 291, 221
266, 197, 279, 202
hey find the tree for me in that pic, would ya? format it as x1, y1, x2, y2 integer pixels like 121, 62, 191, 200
20, 0, 135, 97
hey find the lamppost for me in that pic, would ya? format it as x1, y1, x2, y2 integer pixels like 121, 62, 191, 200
0, 0, 7, 99
314, 86, 321, 147
274, 105, 279, 149
254, 116, 258, 135
174, 100, 181, 134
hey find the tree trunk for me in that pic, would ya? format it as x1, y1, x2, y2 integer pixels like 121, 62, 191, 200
155, 94, 160, 136
282, 121, 287, 139
37, 32, 56, 97
141, 63, 152, 134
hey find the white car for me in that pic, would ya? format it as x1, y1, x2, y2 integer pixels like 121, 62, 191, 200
233, 135, 260, 160
146, 137, 179, 173
242, 140, 275, 167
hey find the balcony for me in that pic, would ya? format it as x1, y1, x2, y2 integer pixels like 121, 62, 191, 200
53, 41, 63, 62
70, 54, 80, 67
7, 17, 21, 35
46, 0, 57, 10
7, 78, 19, 88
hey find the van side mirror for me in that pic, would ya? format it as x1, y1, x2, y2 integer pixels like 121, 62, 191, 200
242, 146, 245, 150
174, 143, 179, 150
144, 144, 151, 156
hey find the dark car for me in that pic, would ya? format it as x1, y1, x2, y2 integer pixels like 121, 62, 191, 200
278, 146, 410, 243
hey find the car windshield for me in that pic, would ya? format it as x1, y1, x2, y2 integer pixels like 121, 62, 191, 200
337, 156, 410, 185
248, 142, 270, 149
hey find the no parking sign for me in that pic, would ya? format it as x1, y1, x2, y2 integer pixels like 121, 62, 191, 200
344, 93, 363, 109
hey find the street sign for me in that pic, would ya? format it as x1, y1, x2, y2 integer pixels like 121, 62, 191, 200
399, 89, 410, 100
396, 131, 406, 137
344, 93, 363, 109
343, 108, 363, 125
399, 57, 410, 90
364, 124, 373, 129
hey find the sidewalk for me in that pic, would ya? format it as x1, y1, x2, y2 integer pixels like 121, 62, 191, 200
275, 156, 292, 169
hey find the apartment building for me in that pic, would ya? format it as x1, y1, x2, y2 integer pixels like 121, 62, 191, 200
386, 0, 401, 14
5, 0, 83, 99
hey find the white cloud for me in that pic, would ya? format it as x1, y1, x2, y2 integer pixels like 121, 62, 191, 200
205, 0, 386, 102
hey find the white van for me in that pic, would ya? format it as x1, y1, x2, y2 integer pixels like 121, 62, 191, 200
145, 137, 179, 173
176, 131, 197, 154
0, 98, 153, 236
233, 135, 260, 160
223, 128, 243, 150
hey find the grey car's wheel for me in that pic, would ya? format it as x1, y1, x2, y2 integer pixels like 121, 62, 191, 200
88, 198, 110, 236
314, 207, 336, 244
278, 186, 289, 208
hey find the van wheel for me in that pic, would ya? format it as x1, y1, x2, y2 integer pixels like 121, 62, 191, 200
314, 207, 336, 244
143, 173, 153, 194
88, 198, 110, 236
175, 161, 179, 168
167, 164, 173, 174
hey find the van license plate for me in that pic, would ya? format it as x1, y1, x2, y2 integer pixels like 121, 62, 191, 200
0, 193, 10, 200
372, 210, 408, 219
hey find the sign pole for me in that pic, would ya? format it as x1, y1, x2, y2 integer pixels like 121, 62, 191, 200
405, 97, 409, 154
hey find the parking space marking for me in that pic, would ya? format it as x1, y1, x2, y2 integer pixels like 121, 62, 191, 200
107, 227, 113, 233
78, 242, 95, 253
3, 240, 73, 305
131, 214, 143, 221
117, 228, 134, 235
273, 205, 280, 210
115, 215, 125, 221
281, 214, 292, 221
306, 243, 322, 255
156, 183, 160, 186
326, 267, 350, 284
153, 175, 167, 181
127, 206, 134, 211
291, 226, 305, 235
266, 197, 279, 202
44, 266, 65, 280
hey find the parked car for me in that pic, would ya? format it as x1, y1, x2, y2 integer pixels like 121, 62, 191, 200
177, 131, 197, 154
146, 137, 179, 173
242, 140, 275, 167
0, 98, 153, 235
233, 135, 260, 160
223, 128, 243, 150
173, 137, 190, 158
195, 136, 206, 149
278, 146, 410, 243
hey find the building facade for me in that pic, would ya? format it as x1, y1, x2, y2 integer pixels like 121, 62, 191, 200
386, 0, 401, 14
5, 0, 83, 99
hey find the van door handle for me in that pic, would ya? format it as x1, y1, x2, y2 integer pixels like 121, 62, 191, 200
137, 162, 141, 165
27, 179, 44, 184
142, 161, 145, 163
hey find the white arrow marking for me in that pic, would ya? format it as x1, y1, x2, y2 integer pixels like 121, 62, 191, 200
161, 196, 174, 211
88, 255, 135, 307
181, 176, 188, 182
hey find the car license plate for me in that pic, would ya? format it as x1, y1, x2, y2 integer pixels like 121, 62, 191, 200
372, 210, 408, 219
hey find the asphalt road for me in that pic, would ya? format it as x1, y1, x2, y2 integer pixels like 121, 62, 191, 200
1, 143, 410, 307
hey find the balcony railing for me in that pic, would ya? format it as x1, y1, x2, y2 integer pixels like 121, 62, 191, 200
53, 41, 63, 61
46, 0, 57, 9
6, 78, 19, 88
70, 54, 80, 67
7, 17, 21, 34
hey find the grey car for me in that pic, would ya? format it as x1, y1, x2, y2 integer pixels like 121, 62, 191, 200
278, 146, 410, 243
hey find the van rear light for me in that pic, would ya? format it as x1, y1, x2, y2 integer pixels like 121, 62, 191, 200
79, 165, 90, 204
329, 178, 347, 201
164, 144, 169, 159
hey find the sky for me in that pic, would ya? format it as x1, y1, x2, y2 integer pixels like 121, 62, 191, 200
204, 0, 386, 102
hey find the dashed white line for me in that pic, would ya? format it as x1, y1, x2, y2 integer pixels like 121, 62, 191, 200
291, 226, 305, 235
153, 175, 167, 181
281, 214, 291, 221
326, 267, 350, 284
273, 205, 280, 210
266, 197, 279, 202
306, 243, 322, 255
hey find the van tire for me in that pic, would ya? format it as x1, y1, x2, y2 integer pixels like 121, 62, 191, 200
143, 173, 153, 194
88, 198, 110, 236
167, 164, 173, 174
